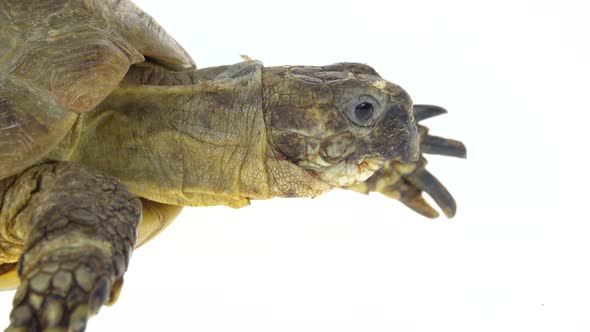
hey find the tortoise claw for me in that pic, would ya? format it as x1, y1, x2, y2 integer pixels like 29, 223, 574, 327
415, 104, 466, 159
404, 163, 457, 218
394, 183, 440, 219
413, 104, 447, 121
420, 134, 467, 158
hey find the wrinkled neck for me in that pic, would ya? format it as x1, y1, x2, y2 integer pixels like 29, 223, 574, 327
51, 61, 272, 207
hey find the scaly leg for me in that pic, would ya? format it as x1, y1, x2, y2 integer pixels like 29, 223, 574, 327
0, 162, 141, 331
347, 105, 466, 218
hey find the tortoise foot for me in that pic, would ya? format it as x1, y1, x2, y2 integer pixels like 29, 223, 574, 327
1, 162, 141, 331
7, 252, 120, 332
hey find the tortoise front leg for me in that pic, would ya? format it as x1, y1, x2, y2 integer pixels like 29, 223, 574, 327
0, 162, 141, 331
347, 105, 466, 218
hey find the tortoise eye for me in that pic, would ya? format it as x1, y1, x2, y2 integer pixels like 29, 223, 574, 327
354, 102, 374, 123
341, 94, 380, 127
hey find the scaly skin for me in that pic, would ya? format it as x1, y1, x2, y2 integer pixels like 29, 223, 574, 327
48, 61, 270, 208
48, 61, 422, 206
1, 162, 140, 331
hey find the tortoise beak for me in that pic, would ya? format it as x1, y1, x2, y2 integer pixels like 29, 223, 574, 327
377, 109, 419, 164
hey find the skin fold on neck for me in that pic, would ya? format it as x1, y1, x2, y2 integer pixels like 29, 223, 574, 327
48, 62, 269, 207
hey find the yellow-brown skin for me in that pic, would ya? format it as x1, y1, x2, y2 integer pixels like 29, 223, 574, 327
263, 64, 419, 190
47, 61, 419, 207
0, 1, 465, 331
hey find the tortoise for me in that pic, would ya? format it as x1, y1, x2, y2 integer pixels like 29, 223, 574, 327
0, 0, 466, 330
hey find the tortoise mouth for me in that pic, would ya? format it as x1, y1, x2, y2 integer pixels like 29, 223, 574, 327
306, 155, 384, 187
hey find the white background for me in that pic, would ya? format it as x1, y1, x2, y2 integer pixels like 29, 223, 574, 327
2, 0, 589, 331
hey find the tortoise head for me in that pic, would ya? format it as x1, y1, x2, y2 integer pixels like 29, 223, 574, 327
262, 63, 419, 187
